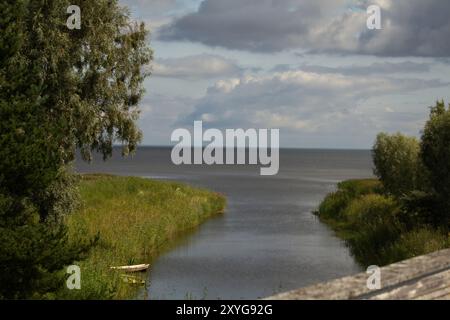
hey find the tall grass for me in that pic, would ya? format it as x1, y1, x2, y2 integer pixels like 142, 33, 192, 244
56, 174, 226, 299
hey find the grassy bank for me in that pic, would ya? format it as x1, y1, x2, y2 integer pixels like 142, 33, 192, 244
57, 174, 226, 299
316, 179, 449, 267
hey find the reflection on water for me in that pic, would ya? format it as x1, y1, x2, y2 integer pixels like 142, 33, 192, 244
77, 147, 373, 299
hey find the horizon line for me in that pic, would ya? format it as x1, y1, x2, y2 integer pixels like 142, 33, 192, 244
112, 145, 372, 151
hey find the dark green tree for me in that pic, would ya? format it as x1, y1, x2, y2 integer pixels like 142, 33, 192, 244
0, 0, 152, 298
420, 101, 450, 229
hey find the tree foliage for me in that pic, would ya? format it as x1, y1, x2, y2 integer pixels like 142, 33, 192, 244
371, 101, 450, 230
0, 0, 152, 298
420, 101, 450, 228
372, 132, 425, 196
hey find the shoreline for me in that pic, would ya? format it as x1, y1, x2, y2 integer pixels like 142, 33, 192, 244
57, 174, 226, 299
315, 179, 449, 267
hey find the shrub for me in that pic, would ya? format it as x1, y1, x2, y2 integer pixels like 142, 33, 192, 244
317, 179, 382, 221
317, 190, 352, 221
342, 194, 403, 266
338, 179, 383, 198
343, 194, 399, 226
316, 176, 449, 267
382, 228, 449, 264
399, 191, 441, 229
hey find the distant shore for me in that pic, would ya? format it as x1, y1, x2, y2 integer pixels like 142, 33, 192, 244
56, 174, 226, 299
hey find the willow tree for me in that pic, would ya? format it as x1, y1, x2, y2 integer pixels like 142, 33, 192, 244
372, 133, 424, 197
0, 0, 152, 298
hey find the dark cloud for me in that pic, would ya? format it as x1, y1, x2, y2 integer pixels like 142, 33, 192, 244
159, 0, 347, 52
158, 0, 450, 57
351, 0, 450, 57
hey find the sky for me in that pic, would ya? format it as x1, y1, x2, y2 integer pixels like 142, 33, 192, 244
120, 0, 450, 149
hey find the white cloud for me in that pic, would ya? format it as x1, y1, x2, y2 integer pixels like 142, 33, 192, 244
150, 54, 242, 80
182, 70, 449, 135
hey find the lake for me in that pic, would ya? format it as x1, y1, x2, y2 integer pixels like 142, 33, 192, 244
76, 147, 373, 299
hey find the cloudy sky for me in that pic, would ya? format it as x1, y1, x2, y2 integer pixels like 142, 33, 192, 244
121, 0, 450, 148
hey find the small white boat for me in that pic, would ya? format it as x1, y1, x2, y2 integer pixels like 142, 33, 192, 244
110, 264, 150, 272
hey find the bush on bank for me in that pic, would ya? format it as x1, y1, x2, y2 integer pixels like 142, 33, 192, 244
317, 179, 449, 266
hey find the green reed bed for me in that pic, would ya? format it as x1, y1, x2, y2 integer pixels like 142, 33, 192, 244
58, 174, 226, 299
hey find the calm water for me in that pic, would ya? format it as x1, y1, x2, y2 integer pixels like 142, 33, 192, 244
76, 147, 373, 299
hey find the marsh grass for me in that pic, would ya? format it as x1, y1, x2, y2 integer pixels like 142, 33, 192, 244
57, 174, 226, 299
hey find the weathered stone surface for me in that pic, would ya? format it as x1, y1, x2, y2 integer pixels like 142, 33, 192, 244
265, 249, 450, 300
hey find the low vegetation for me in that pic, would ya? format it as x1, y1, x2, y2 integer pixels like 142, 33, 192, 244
316, 101, 450, 267
55, 174, 226, 299
316, 179, 449, 266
